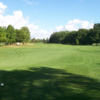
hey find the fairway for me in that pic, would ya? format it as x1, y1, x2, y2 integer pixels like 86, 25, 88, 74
0, 43, 100, 100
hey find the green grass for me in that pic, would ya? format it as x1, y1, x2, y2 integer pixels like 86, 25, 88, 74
0, 43, 100, 100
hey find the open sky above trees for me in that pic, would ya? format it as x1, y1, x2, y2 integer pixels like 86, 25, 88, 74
0, 0, 100, 39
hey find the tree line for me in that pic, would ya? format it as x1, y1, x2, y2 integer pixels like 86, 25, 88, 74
0, 25, 30, 45
0, 24, 49, 45
31, 38, 49, 43
49, 23, 100, 45
1, 23, 100, 45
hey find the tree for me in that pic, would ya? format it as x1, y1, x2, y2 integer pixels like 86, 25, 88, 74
77, 29, 88, 45
18, 29, 27, 44
35, 39, 40, 43
63, 31, 77, 44
93, 24, 100, 45
6, 25, 16, 44
93, 23, 100, 29
31, 38, 36, 43
49, 31, 70, 43
0, 26, 7, 43
43, 38, 46, 43
96, 28, 100, 44
16, 27, 30, 44
21, 27, 30, 42
87, 29, 99, 45
16, 29, 20, 42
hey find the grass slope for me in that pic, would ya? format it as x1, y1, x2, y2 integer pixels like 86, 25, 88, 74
0, 43, 100, 100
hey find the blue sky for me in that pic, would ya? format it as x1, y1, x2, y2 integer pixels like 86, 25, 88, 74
0, 0, 100, 39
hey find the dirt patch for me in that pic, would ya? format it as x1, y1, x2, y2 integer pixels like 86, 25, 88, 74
2, 43, 34, 48
3, 45, 21, 48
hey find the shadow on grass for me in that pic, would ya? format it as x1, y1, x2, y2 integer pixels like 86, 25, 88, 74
0, 67, 100, 100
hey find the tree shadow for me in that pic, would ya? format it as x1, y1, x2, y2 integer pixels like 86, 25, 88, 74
0, 67, 100, 100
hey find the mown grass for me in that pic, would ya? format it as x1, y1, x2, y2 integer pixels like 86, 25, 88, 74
0, 43, 100, 100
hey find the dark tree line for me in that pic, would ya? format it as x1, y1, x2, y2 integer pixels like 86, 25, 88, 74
49, 23, 100, 45
0, 25, 30, 45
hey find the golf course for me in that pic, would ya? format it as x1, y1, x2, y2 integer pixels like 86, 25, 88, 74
0, 43, 100, 100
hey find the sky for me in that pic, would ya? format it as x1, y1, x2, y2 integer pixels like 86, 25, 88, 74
0, 0, 100, 39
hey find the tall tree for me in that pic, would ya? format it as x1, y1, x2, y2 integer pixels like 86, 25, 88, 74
6, 25, 16, 44
87, 29, 99, 45
77, 29, 88, 45
21, 27, 30, 42
93, 23, 100, 29
0, 26, 7, 42
17, 29, 27, 44
16, 29, 20, 42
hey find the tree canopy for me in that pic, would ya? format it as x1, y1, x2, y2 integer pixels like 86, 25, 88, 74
49, 24, 100, 45
0, 25, 30, 44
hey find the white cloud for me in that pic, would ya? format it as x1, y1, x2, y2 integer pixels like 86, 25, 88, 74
55, 19, 94, 32
28, 19, 94, 39
0, 2, 94, 39
27, 23, 39, 30
68, 19, 82, 25
65, 24, 78, 31
90, 22, 94, 29
0, 2, 7, 14
81, 21, 90, 28
55, 26, 64, 32
0, 10, 29, 29
27, 23, 50, 39
0, 2, 49, 39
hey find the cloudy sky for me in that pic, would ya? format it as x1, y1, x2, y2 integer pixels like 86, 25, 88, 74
0, 0, 100, 39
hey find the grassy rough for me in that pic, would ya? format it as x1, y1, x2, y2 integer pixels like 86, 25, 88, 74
0, 43, 100, 100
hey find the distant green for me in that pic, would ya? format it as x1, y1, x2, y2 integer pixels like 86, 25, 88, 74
0, 43, 100, 100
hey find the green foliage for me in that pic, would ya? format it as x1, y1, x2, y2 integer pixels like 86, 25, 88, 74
6, 25, 16, 44
87, 29, 100, 45
0, 26, 7, 42
77, 29, 88, 44
93, 23, 100, 29
35, 39, 41, 43
18, 29, 27, 44
31, 38, 36, 43
49, 31, 70, 43
0, 25, 30, 45
21, 27, 30, 41
49, 24, 100, 45
31, 38, 49, 43
43, 38, 46, 43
